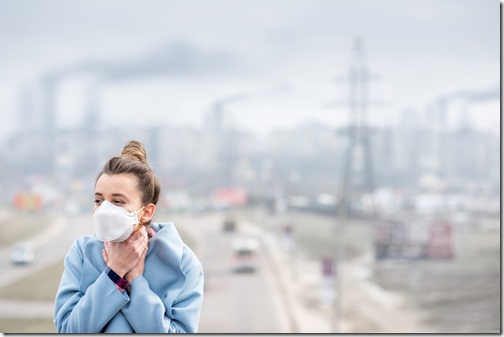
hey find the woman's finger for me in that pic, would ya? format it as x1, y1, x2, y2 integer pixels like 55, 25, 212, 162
147, 227, 156, 239
102, 248, 109, 263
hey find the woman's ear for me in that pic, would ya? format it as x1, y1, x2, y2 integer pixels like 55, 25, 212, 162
141, 203, 156, 223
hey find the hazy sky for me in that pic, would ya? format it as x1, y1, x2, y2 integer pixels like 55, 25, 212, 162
0, 0, 499, 140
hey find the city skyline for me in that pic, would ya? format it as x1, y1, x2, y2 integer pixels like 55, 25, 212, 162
0, 0, 499, 142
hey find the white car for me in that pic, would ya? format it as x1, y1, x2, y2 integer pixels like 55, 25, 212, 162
231, 237, 259, 273
10, 242, 35, 265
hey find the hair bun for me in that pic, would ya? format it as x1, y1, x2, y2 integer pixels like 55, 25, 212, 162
121, 140, 147, 163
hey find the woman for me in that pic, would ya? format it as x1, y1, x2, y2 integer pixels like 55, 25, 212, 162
54, 140, 204, 333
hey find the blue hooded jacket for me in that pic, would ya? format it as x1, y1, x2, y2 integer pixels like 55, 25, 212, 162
54, 222, 204, 333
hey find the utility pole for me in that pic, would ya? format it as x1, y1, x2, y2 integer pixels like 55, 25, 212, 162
331, 37, 379, 333
339, 37, 377, 217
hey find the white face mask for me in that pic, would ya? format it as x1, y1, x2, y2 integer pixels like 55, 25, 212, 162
93, 200, 144, 242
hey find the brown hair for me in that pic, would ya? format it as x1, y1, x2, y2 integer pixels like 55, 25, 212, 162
96, 140, 161, 210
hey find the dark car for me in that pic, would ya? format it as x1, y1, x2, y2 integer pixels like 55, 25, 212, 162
223, 218, 237, 232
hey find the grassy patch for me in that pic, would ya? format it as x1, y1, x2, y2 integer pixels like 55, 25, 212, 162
0, 212, 54, 249
0, 260, 64, 301
0, 318, 56, 333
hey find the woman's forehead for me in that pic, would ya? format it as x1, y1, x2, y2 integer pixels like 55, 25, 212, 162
95, 173, 140, 197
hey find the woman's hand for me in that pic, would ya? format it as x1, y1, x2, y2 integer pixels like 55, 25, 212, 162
124, 244, 148, 284
124, 227, 156, 283
102, 226, 149, 278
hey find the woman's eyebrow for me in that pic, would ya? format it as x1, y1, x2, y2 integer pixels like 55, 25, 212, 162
111, 193, 129, 199
94, 192, 129, 199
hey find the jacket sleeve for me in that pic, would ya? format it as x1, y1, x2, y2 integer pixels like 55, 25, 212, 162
53, 239, 131, 333
121, 261, 204, 333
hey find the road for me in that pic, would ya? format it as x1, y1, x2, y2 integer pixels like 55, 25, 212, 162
0, 213, 92, 321
0, 212, 292, 333
0, 213, 92, 289
170, 213, 291, 333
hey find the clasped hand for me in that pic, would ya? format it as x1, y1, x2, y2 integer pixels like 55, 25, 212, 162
102, 225, 150, 284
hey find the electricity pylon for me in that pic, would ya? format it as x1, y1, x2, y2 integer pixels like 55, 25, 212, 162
338, 37, 377, 218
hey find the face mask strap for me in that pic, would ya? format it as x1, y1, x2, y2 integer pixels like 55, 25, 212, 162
137, 206, 146, 225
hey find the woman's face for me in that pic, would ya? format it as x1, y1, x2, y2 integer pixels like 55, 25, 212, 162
94, 173, 143, 213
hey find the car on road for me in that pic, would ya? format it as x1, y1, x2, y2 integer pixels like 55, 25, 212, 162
231, 237, 259, 273
10, 242, 35, 265
223, 217, 237, 232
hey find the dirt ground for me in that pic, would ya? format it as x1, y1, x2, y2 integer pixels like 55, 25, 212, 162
372, 220, 500, 333
259, 210, 500, 333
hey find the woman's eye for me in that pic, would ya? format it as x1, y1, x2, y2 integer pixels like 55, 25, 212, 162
94, 199, 103, 206
113, 199, 126, 205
